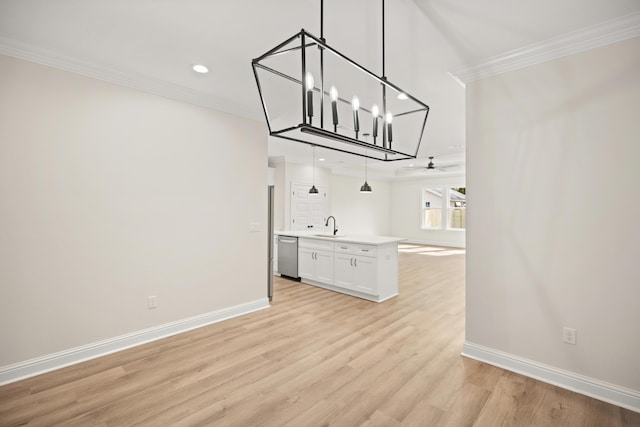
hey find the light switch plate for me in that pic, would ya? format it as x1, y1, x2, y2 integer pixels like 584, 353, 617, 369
563, 327, 576, 345
148, 296, 157, 309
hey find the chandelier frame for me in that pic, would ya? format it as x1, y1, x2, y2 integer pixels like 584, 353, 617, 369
251, 1, 430, 162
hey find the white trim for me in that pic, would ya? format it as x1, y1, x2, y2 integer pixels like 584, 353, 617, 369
403, 238, 465, 249
419, 228, 455, 233
299, 279, 397, 303
462, 342, 640, 413
0, 36, 261, 120
450, 11, 640, 84
0, 298, 270, 386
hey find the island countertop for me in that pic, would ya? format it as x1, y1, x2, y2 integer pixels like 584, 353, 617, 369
275, 230, 406, 246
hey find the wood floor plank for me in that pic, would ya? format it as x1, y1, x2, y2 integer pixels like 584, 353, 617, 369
1, 245, 638, 426
401, 402, 445, 426
436, 382, 492, 427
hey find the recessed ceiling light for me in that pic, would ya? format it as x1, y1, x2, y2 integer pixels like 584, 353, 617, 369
408, 163, 414, 167
318, 158, 325, 161
192, 64, 208, 74
448, 144, 464, 149
397, 93, 408, 100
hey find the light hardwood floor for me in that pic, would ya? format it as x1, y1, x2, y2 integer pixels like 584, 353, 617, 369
1, 244, 638, 426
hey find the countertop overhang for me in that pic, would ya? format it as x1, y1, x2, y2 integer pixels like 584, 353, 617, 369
275, 230, 406, 246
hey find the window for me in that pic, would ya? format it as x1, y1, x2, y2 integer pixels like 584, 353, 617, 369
421, 187, 466, 230
422, 188, 443, 229
448, 187, 466, 229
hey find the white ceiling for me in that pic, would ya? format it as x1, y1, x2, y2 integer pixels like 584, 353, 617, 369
1, 0, 638, 179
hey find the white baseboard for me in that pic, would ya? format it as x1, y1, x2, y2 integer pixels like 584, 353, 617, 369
462, 342, 640, 413
0, 298, 270, 386
404, 238, 466, 249
299, 279, 396, 303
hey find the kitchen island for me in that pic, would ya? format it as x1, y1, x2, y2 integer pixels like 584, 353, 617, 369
276, 231, 405, 303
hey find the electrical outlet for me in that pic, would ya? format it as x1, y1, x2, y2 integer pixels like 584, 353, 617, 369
563, 327, 576, 345
148, 296, 157, 309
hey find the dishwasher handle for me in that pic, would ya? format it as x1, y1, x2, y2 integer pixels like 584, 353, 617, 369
278, 238, 297, 244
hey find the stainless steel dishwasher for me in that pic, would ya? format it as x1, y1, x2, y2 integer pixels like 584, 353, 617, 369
277, 235, 300, 280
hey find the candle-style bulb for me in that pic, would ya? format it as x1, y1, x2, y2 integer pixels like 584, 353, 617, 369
330, 86, 338, 101
330, 86, 339, 130
352, 96, 360, 137
385, 111, 393, 144
305, 73, 314, 122
371, 104, 379, 143
305, 73, 314, 91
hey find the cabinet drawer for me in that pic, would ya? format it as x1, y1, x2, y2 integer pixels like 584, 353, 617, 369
299, 238, 335, 251
335, 243, 377, 257
353, 244, 377, 257
335, 243, 353, 253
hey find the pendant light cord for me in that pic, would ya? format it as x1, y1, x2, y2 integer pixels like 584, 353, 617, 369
321, 0, 384, 74
364, 139, 369, 182
320, 0, 325, 127
382, 0, 385, 78
321, 0, 324, 39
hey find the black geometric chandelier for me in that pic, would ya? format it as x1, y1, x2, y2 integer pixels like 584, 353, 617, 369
252, 0, 430, 162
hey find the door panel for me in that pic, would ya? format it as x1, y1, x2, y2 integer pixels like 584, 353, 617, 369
291, 183, 327, 230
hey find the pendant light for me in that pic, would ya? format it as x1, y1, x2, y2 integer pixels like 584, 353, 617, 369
360, 134, 372, 193
252, 0, 430, 162
309, 145, 319, 194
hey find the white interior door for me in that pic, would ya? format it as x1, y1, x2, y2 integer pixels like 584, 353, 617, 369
291, 182, 327, 230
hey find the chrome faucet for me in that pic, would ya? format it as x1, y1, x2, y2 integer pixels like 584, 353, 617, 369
325, 216, 338, 235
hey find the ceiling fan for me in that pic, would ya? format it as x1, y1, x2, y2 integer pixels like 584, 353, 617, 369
399, 156, 463, 174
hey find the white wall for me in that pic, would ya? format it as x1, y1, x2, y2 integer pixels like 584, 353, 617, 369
466, 37, 640, 393
330, 174, 391, 235
390, 175, 466, 247
0, 55, 268, 367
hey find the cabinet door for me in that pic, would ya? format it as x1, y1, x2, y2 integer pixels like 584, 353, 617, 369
353, 256, 378, 295
314, 249, 335, 285
334, 253, 354, 289
298, 248, 315, 279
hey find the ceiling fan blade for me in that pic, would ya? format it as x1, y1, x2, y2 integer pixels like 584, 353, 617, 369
401, 165, 429, 169
401, 163, 461, 170
435, 163, 463, 170
397, 155, 464, 176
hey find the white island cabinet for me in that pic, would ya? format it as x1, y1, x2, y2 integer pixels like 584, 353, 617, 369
298, 238, 334, 285
284, 233, 403, 303
334, 243, 379, 295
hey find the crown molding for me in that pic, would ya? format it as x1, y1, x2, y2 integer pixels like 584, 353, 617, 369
0, 36, 261, 120
450, 10, 640, 85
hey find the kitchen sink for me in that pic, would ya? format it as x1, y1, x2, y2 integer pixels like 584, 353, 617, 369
313, 234, 346, 238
